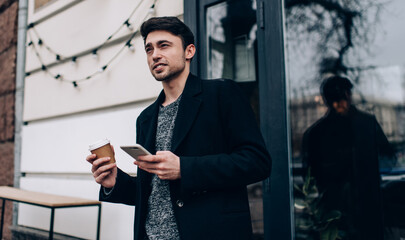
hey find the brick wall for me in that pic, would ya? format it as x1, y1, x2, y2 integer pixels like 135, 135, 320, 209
0, 0, 18, 239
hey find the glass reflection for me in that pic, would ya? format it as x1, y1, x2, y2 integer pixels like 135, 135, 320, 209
206, 0, 260, 122
206, 0, 257, 82
206, 1, 263, 238
301, 75, 396, 239
285, 0, 405, 239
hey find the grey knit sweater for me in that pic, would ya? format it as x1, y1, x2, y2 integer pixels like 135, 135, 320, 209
144, 96, 181, 240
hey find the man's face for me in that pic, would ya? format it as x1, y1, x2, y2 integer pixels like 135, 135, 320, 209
332, 99, 350, 115
144, 30, 189, 82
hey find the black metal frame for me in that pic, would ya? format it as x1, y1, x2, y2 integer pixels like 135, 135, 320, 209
184, 0, 294, 239
256, 0, 294, 239
0, 198, 101, 240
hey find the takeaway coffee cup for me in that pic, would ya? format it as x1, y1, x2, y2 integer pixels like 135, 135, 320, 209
89, 139, 116, 164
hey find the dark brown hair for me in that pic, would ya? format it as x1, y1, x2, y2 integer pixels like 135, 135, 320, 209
320, 76, 353, 107
140, 16, 195, 50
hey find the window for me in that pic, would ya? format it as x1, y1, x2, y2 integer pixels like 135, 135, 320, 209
285, 0, 405, 239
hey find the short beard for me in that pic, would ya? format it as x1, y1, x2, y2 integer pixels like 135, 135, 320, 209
153, 59, 186, 82
153, 69, 181, 82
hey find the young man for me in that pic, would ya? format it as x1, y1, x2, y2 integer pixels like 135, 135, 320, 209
86, 17, 271, 240
302, 76, 395, 239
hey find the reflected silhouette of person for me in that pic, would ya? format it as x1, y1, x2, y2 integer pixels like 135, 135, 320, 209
302, 75, 395, 240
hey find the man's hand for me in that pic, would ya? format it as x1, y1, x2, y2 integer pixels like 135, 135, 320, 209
136, 151, 181, 180
86, 148, 117, 189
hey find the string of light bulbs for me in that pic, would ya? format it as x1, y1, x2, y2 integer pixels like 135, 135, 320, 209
27, 0, 146, 62
26, 0, 157, 87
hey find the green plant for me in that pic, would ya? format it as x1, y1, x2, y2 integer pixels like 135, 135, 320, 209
294, 168, 343, 240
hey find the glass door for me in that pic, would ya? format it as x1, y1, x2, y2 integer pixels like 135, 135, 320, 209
204, 0, 260, 121
200, 0, 263, 237
185, 0, 292, 239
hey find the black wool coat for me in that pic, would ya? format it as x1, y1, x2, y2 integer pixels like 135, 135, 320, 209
302, 107, 395, 240
100, 74, 271, 240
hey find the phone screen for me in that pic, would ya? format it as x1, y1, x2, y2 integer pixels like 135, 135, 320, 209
120, 145, 151, 160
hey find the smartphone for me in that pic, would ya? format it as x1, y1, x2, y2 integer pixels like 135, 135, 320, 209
120, 144, 151, 160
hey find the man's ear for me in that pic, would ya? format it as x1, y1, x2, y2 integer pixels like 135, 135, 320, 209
185, 44, 196, 61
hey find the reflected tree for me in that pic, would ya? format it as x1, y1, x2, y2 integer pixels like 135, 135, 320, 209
285, 0, 387, 81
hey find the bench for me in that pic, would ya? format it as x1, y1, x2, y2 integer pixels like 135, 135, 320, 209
0, 186, 101, 240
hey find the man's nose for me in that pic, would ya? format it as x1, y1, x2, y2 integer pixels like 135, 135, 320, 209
152, 49, 162, 60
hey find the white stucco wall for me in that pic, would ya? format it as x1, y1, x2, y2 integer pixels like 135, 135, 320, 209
23, 0, 183, 121
20, 100, 152, 174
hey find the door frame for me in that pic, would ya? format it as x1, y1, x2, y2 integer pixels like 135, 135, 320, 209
184, 0, 294, 239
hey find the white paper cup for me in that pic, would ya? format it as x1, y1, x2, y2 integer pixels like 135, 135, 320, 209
89, 139, 115, 164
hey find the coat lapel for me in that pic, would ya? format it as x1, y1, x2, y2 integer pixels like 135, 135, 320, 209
138, 91, 165, 154
171, 74, 202, 152
137, 91, 165, 194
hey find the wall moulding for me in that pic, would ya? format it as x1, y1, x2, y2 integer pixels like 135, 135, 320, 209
29, 0, 82, 25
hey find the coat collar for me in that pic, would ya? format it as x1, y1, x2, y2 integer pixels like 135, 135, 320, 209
138, 73, 202, 153
171, 74, 202, 152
